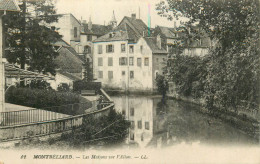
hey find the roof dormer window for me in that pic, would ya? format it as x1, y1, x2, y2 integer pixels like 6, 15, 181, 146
109, 32, 115, 38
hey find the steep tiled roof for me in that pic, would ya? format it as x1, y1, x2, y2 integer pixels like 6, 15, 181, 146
0, 0, 20, 11
93, 30, 128, 42
123, 17, 148, 36
82, 23, 112, 36
117, 16, 148, 37
54, 40, 84, 76
94, 16, 148, 43
125, 23, 139, 42
52, 39, 70, 47
144, 37, 168, 54
157, 26, 177, 39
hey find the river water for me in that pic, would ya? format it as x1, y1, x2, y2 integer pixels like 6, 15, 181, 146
111, 94, 259, 149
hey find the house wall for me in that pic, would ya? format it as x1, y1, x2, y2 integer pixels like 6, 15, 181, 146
93, 38, 154, 91
78, 34, 98, 62
166, 38, 176, 45
48, 73, 74, 90
52, 14, 81, 45
183, 47, 209, 57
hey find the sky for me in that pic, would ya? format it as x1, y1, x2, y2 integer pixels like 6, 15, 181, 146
55, 0, 178, 28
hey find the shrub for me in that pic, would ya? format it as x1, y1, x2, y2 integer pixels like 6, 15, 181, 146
60, 109, 130, 148
57, 83, 70, 92
25, 79, 53, 90
5, 87, 92, 115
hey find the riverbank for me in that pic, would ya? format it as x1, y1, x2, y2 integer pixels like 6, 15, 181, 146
167, 95, 260, 140
108, 90, 259, 140
103, 88, 157, 96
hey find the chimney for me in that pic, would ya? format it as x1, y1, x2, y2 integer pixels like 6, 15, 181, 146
157, 34, 161, 49
174, 21, 177, 30
131, 13, 136, 19
88, 16, 92, 31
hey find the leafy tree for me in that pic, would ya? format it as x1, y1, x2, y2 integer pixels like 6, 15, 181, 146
156, 74, 169, 102
157, 0, 260, 111
83, 58, 93, 82
3, 0, 62, 75
169, 54, 207, 98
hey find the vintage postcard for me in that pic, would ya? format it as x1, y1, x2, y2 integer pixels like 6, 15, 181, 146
0, 0, 259, 163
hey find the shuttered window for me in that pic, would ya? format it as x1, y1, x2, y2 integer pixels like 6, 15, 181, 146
108, 71, 113, 79
98, 58, 103, 66
129, 45, 134, 53
130, 71, 134, 79
106, 44, 114, 53
137, 58, 142, 67
144, 57, 149, 66
129, 57, 134, 66
98, 45, 102, 54
98, 71, 103, 78
108, 57, 113, 66
119, 57, 128, 65
138, 120, 142, 129
121, 44, 126, 52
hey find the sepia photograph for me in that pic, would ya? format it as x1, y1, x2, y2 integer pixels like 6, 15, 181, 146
0, 0, 259, 163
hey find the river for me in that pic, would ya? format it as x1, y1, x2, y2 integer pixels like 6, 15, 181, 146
111, 94, 259, 149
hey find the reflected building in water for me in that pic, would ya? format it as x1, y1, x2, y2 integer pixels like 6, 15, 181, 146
112, 95, 169, 148
111, 95, 258, 148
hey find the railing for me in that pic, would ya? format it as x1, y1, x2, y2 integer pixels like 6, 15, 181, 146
0, 102, 114, 142
0, 102, 91, 127
0, 109, 67, 127
0, 89, 115, 143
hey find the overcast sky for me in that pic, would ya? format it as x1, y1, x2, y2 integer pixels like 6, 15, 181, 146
56, 0, 177, 28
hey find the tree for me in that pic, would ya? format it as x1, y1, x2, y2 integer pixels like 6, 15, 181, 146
83, 58, 93, 82
3, 0, 62, 76
157, 0, 260, 111
156, 74, 169, 102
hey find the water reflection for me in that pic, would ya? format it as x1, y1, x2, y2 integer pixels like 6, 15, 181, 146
111, 95, 259, 148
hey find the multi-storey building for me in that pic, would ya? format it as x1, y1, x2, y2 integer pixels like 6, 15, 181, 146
51, 13, 81, 50
153, 25, 212, 56
153, 25, 179, 53
78, 17, 113, 67
93, 14, 167, 92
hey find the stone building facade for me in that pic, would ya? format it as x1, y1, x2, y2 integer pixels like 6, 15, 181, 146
93, 14, 167, 92
51, 13, 81, 50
